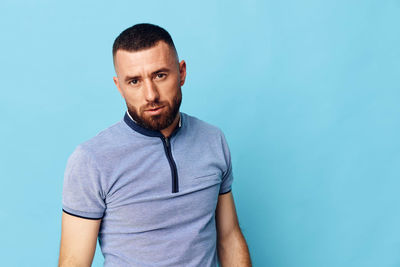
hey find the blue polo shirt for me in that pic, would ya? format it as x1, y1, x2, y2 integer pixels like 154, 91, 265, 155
62, 111, 234, 266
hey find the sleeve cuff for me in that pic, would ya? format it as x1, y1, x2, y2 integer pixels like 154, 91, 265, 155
219, 189, 232, 195
62, 206, 104, 220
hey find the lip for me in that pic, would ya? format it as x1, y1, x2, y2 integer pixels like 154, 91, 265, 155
145, 106, 164, 115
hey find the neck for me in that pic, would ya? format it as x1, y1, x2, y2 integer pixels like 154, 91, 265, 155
160, 112, 180, 138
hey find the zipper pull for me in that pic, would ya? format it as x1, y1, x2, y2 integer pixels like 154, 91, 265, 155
164, 137, 170, 148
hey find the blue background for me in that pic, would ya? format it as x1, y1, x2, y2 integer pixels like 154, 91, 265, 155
1, 0, 399, 266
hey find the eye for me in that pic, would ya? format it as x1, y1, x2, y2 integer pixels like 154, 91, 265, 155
155, 73, 166, 79
130, 79, 139, 85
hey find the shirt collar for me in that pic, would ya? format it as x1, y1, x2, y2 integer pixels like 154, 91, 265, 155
124, 110, 182, 138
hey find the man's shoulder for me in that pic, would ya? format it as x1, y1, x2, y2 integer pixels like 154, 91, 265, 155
183, 112, 224, 137
74, 119, 129, 157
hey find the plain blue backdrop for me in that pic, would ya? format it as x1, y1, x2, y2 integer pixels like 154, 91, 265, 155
1, 0, 399, 266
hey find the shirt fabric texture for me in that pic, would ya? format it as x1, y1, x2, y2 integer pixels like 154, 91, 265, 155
62, 111, 234, 267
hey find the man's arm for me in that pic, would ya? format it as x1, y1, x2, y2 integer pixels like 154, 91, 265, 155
58, 211, 101, 267
215, 191, 252, 266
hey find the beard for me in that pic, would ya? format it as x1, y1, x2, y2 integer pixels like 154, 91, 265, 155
126, 87, 182, 131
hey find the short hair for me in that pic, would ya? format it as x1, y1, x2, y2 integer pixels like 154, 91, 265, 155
112, 23, 178, 62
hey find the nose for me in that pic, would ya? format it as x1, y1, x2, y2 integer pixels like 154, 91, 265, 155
143, 79, 160, 102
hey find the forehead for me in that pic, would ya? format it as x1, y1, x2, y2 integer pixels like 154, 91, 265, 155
114, 42, 177, 76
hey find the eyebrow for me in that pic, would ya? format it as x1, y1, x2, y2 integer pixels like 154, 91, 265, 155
153, 68, 170, 74
124, 68, 171, 83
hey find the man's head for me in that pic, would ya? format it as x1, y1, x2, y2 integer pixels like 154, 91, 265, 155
112, 23, 186, 133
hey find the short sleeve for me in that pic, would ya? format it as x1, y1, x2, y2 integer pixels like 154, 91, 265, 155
62, 145, 106, 219
219, 131, 234, 195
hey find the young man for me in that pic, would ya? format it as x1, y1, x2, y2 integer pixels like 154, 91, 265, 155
59, 23, 251, 267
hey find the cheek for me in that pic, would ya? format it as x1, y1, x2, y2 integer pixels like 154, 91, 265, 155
162, 80, 180, 97
124, 92, 143, 108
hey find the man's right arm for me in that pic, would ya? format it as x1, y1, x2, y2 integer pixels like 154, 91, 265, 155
58, 211, 101, 267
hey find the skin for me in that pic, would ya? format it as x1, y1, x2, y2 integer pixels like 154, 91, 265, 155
59, 213, 100, 267
216, 192, 252, 266
113, 41, 186, 138
59, 41, 251, 266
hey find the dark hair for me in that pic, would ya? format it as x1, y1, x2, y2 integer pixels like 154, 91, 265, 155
112, 23, 177, 61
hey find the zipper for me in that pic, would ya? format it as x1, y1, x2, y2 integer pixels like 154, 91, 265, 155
161, 137, 179, 193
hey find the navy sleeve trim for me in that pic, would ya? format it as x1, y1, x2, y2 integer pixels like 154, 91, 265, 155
62, 209, 103, 220
219, 189, 232, 195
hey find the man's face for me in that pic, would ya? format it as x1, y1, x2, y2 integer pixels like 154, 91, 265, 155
113, 41, 186, 131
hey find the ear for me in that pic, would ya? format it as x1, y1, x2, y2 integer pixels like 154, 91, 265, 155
113, 76, 125, 98
179, 60, 187, 86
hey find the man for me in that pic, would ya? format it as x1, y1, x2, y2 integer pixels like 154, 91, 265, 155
59, 23, 251, 267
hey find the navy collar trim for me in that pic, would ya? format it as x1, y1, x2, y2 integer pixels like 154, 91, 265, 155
123, 111, 182, 138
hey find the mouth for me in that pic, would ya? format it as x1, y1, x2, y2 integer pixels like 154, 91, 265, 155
146, 106, 163, 111
144, 105, 165, 115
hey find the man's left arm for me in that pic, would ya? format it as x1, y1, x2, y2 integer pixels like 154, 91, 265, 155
215, 191, 252, 266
